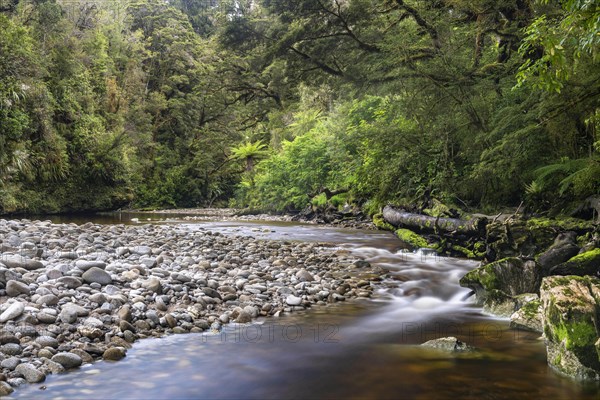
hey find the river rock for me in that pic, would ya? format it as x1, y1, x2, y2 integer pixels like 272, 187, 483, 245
0, 302, 25, 323
5, 280, 30, 297
0, 333, 19, 345
103, 347, 126, 361
1, 357, 20, 370
36, 294, 59, 306
70, 349, 93, 364
75, 260, 106, 271
1, 255, 44, 270
0, 267, 20, 285
537, 232, 580, 273
15, 363, 45, 383
0, 381, 13, 396
51, 352, 83, 369
286, 295, 303, 306
37, 311, 57, 324
541, 275, 600, 380
44, 359, 66, 374
141, 277, 162, 294
295, 269, 315, 282
57, 276, 82, 289
459, 257, 541, 317
82, 267, 112, 285
549, 248, 600, 277
510, 295, 542, 333
421, 337, 473, 352
36, 336, 59, 349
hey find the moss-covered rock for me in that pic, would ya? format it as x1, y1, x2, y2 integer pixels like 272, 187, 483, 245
460, 257, 542, 298
460, 257, 542, 317
549, 248, 600, 277
540, 275, 600, 380
395, 228, 429, 249
485, 217, 593, 262
526, 217, 595, 233
510, 295, 542, 333
537, 232, 580, 274
373, 213, 395, 231
486, 221, 554, 261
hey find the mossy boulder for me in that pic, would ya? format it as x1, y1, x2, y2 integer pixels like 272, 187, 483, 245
459, 257, 542, 317
537, 232, 580, 274
460, 257, 542, 298
549, 248, 600, 277
373, 213, 395, 231
540, 275, 600, 380
486, 217, 593, 262
486, 221, 554, 261
510, 295, 542, 333
395, 228, 429, 249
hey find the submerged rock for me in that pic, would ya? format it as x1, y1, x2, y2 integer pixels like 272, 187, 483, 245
421, 337, 473, 352
540, 275, 600, 380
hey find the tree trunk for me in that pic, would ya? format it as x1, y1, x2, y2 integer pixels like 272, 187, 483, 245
383, 205, 486, 235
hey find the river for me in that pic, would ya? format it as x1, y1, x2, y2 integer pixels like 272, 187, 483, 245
10, 213, 600, 399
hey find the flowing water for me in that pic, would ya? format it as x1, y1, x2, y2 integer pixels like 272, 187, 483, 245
11, 214, 600, 399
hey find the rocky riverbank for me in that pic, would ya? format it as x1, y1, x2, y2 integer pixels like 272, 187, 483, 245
133, 207, 376, 230
0, 219, 386, 396
378, 205, 600, 381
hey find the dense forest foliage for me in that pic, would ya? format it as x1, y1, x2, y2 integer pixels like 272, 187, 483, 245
0, 0, 598, 216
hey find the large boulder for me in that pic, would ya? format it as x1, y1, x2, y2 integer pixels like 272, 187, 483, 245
540, 275, 600, 380
459, 257, 541, 316
537, 232, 580, 274
549, 249, 600, 277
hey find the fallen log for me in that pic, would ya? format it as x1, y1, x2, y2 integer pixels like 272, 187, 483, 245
382, 205, 486, 235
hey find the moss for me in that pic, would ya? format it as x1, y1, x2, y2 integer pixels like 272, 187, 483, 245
451, 245, 477, 259
526, 217, 594, 232
395, 228, 429, 249
565, 248, 600, 267
372, 213, 395, 231
520, 299, 541, 320
422, 199, 452, 218
553, 320, 598, 352
554, 353, 562, 366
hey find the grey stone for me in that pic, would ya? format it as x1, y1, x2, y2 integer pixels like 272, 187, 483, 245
75, 260, 106, 271
51, 352, 83, 369
57, 276, 83, 289
69, 349, 93, 364
0, 255, 44, 270
37, 311, 57, 324
295, 269, 314, 282
36, 336, 59, 349
82, 267, 112, 285
0, 302, 24, 323
286, 295, 303, 306
15, 363, 46, 383
5, 280, 30, 297
1, 357, 20, 370
141, 277, 162, 294
36, 294, 59, 306
44, 359, 65, 374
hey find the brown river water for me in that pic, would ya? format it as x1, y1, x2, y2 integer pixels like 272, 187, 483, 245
9, 213, 600, 399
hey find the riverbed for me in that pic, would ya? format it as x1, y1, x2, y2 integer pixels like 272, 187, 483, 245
7, 213, 600, 399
